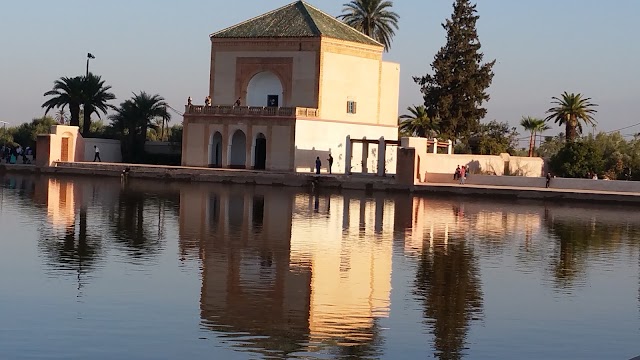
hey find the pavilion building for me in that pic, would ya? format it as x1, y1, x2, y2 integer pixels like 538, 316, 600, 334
181, 0, 400, 174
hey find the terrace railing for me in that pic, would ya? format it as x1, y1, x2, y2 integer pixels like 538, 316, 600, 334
185, 105, 318, 118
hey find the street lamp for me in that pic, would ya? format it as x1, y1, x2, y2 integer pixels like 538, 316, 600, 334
86, 53, 95, 77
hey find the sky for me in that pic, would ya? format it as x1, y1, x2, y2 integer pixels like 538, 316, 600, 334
1, 0, 639, 143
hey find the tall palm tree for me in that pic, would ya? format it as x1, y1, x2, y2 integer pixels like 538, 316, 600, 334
545, 92, 598, 142
338, 0, 400, 51
109, 92, 170, 162
399, 105, 439, 138
42, 76, 84, 127
520, 116, 550, 157
81, 73, 116, 136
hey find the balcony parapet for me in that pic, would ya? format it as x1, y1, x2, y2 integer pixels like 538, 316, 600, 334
185, 105, 318, 118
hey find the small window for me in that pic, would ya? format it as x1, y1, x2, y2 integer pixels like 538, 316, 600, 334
347, 101, 357, 114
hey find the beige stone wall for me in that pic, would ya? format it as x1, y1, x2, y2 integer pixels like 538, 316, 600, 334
294, 119, 398, 174
318, 51, 381, 124
181, 117, 295, 171
400, 137, 545, 182
211, 51, 318, 107
378, 61, 401, 127
37, 125, 84, 166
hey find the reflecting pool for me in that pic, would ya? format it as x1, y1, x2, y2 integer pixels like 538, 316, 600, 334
0, 175, 639, 359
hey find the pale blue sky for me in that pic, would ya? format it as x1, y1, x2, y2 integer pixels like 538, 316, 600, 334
1, 0, 639, 139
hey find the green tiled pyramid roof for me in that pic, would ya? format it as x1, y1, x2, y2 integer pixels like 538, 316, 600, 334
210, 1, 382, 47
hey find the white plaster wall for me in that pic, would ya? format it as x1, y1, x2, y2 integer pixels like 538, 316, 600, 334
212, 51, 317, 107
294, 119, 398, 175
246, 71, 283, 107
83, 138, 122, 162
319, 52, 381, 124
401, 137, 544, 180
378, 62, 400, 127
269, 125, 293, 171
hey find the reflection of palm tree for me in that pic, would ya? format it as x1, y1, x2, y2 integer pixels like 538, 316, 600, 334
39, 206, 101, 294
109, 190, 161, 258
414, 242, 483, 360
544, 215, 626, 290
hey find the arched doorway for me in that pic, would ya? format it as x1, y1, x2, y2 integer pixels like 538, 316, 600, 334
209, 132, 222, 168
247, 71, 283, 107
254, 133, 267, 170
229, 130, 246, 168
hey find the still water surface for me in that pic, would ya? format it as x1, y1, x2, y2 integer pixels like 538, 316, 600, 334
0, 175, 639, 359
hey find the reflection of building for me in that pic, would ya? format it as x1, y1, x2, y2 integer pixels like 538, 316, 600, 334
37, 178, 81, 229
395, 197, 543, 256
181, 1, 399, 174
178, 185, 394, 354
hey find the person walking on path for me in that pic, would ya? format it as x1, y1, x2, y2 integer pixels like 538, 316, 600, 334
315, 157, 321, 175
93, 145, 101, 162
546, 172, 551, 188
327, 154, 334, 174
459, 165, 466, 185
454, 165, 460, 180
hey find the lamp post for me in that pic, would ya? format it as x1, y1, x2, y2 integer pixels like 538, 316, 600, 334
86, 53, 95, 77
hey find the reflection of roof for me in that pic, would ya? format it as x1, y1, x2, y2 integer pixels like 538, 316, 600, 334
210, 0, 382, 47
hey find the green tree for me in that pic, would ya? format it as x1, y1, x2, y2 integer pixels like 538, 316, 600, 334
109, 92, 170, 163
399, 105, 439, 138
81, 73, 116, 136
42, 76, 84, 127
468, 120, 518, 155
338, 0, 400, 51
413, 0, 495, 144
545, 92, 598, 142
520, 116, 550, 157
549, 141, 604, 178
11, 116, 58, 149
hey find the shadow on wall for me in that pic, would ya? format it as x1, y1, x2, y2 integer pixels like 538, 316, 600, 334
295, 147, 331, 173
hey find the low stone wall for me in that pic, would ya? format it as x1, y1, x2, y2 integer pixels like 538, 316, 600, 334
83, 138, 121, 163
399, 137, 544, 180
424, 173, 640, 193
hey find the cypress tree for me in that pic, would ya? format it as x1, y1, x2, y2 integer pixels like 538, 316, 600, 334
413, 0, 495, 144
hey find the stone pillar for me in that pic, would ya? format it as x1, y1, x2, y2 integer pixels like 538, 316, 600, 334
362, 138, 369, 174
377, 137, 386, 177
448, 140, 453, 154
345, 136, 352, 175
433, 138, 438, 154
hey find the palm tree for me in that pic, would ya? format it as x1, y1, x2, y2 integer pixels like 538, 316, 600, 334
42, 76, 84, 127
338, 0, 400, 51
520, 116, 550, 157
545, 92, 598, 142
399, 105, 439, 138
109, 92, 170, 162
55, 109, 68, 124
81, 73, 116, 135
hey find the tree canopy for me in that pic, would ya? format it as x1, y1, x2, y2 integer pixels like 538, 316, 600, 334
414, 0, 495, 144
545, 92, 598, 142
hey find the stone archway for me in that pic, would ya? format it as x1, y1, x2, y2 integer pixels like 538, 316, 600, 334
229, 130, 247, 168
246, 71, 283, 107
254, 133, 267, 170
209, 132, 223, 168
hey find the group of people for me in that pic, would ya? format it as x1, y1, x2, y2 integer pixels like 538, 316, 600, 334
454, 165, 470, 184
187, 96, 243, 107
315, 154, 334, 175
1, 144, 33, 164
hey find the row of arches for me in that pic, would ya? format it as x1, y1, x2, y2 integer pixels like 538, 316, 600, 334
208, 130, 267, 170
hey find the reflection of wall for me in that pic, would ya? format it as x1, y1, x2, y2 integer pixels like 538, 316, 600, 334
397, 197, 542, 256
290, 193, 394, 344
178, 186, 395, 350
45, 178, 79, 229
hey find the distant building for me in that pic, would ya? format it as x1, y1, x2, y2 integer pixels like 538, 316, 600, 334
181, 1, 400, 174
